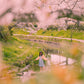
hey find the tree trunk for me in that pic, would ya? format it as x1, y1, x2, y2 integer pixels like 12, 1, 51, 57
77, 20, 80, 27
66, 57, 68, 65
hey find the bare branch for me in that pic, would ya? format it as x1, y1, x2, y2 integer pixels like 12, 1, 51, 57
72, 0, 79, 9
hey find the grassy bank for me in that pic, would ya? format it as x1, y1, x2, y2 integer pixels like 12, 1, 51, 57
36, 29, 84, 40
15, 35, 83, 60
12, 27, 84, 40
2, 36, 44, 71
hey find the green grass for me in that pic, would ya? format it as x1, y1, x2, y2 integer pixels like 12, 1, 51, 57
2, 36, 43, 69
36, 29, 84, 40
12, 28, 29, 35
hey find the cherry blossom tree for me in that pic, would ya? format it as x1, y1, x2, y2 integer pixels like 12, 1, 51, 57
0, 0, 84, 27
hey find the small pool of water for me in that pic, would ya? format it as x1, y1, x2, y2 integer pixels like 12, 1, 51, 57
47, 54, 75, 66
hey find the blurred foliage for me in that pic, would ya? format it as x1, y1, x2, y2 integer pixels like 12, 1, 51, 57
58, 10, 84, 21
0, 25, 10, 41
13, 13, 38, 23
67, 24, 84, 31
34, 24, 38, 28
8, 23, 17, 35
12, 28, 29, 35
47, 25, 58, 31
0, 23, 17, 41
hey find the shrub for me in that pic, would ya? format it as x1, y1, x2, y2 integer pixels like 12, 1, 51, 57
0, 26, 10, 41
34, 24, 38, 27
47, 25, 58, 31
42, 31, 46, 34
51, 34, 53, 36
67, 24, 84, 31
8, 24, 16, 35
77, 24, 84, 31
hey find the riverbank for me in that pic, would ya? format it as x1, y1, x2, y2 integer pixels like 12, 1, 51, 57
2, 36, 45, 75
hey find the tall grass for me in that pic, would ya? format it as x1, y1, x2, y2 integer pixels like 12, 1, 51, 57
2, 37, 43, 70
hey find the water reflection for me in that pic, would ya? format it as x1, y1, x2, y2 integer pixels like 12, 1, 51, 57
48, 54, 75, 65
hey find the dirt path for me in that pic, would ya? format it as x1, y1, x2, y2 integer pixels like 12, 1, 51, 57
14, 34, 84, 43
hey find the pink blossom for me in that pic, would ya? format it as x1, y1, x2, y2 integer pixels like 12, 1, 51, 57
0, 13, 13, 25
0, 0, 84, 25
